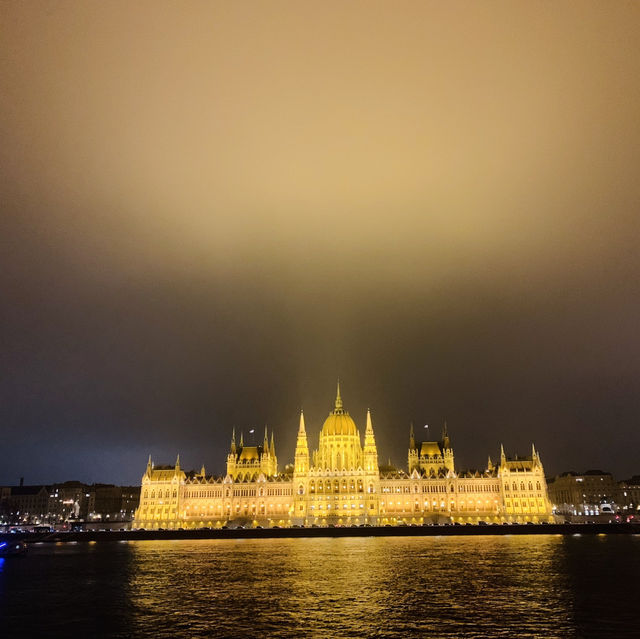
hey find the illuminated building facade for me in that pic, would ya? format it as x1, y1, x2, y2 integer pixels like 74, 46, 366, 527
134, 385, 553, 529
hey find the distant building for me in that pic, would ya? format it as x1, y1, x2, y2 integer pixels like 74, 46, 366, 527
120, 486, 142, 521
48, 481, 92, 521
88, 484, 141, 521
0, 485, 50, 524
547, 470, 621, 516
0, 481, 141, 526
134, 384, 554, 529
619, 476, 640, 516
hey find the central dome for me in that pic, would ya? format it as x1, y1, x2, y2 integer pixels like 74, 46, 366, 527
314, 382, 364, 471
321, 412, 358, 436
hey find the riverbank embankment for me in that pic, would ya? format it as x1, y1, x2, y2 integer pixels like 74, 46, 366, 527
2, 522, 638, 544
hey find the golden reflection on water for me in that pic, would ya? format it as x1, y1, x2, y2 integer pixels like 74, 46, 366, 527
125, 536, 580, 638
4, 535, 639, 638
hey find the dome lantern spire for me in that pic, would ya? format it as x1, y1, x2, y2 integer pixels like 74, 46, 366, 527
335, 379, 343, 411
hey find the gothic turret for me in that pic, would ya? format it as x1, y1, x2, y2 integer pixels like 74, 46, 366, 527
294, 410, 310, 475
363, 409, 378, 473
442, 421, 450, 450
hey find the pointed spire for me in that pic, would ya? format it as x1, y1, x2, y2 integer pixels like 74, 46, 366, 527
230, 427, 237, 454
500, 443, 506, 463
294, 410, 309, 474
240, 430, 244, 447
487, 455, 493, 470
442, 420, 451, 449
147, 453, 152, 467
270, 431, 275, 457
299, 410, 306, 433
531, 443, 537, 458
263, 425, 269, 450
409, 422, 416, 449
366, 408, 373, 432
175, 454, 181, 470
335, 379, 343, 411
200, 463, 206, 476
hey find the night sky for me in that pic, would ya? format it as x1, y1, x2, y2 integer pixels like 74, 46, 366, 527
1, 2, 639, 485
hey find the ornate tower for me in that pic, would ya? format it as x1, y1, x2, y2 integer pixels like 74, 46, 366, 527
497, 443, 553, 522
363, 409, 378, 473
294, 410, 310, 475
408, 423, 418, 472
293, 410, 310, 523
259, 426, 278, 477
226, 429, 237, 477
441, 422, 455, 473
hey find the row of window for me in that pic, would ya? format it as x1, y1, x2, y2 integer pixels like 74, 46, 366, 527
309, 503, 366, 510
505, 482, 542, 492
505, 499, 546, 509
142, 507, 176, 515
458, 485, 500, 493
145, 481, 544, 502
380, 500, 498, 512
184, 490, 223, 499
144, 490, 177, 499
308, 480, 368, 493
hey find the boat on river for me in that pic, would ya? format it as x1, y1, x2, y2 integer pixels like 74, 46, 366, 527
0, 540, 27, 556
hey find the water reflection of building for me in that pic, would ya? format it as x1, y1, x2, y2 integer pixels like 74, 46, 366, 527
134, 384, 555, 529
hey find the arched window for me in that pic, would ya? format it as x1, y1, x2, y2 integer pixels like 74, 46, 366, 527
512, 482, 517, 491
144, 490, 148, 498
528, 482, 533, 491
536, 481, 541, 491
520, 482, 525, 491
151, 491, 155, 499
298, 484, 304, 495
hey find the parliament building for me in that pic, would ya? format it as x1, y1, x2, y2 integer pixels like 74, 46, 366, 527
133, 385, 553, 529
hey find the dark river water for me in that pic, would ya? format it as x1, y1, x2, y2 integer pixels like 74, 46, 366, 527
1, 535, 639, 638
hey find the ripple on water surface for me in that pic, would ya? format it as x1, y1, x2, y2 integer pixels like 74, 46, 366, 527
1, 535, 639, 638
